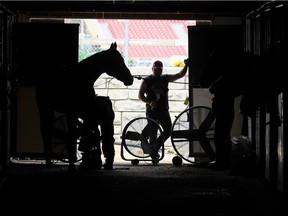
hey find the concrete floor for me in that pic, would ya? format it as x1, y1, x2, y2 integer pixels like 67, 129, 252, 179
1, 144, 287, 215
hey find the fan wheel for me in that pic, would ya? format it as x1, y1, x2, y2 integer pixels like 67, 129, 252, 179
170, 106, 216, 165
121, 117, 164, 160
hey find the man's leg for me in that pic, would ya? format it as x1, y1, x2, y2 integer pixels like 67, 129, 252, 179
209, 97, 235, 169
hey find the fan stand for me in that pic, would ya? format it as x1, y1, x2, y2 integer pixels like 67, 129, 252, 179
121, 117, 164, 165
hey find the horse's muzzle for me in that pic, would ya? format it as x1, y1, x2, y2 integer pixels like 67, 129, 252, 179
125, 75, 134, 86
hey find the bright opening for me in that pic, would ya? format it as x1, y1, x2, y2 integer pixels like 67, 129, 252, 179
65, 19, 196, 67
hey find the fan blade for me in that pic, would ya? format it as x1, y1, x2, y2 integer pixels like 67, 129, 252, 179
171, 130, 190, 139
124, 131, 141, 141
171, 129, 199, 140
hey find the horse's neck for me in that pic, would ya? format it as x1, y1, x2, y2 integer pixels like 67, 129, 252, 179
75, 51, 107, 84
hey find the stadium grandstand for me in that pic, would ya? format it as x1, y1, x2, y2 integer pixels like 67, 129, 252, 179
65, 19, 196, 66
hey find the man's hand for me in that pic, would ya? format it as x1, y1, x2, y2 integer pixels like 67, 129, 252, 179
149, 101, 158, 109
184, 58, 189, 66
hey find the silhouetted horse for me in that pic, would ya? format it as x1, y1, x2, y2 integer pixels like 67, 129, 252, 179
35, 42, 133, 171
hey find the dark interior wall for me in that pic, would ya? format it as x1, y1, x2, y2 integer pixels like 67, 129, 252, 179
188, 25, 243, 88
10, 23, 79, 158
0, 4, 14, 170
1, 1, 265, 20
12, 22, 79, 87
245, 2, 288, 193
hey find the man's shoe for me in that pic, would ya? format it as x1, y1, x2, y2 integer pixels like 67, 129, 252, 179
150, 152, 160, 165
150, 152, 160, 159
103, 157, 114, 170
206, 161, 230, 170
103, 163, 113, 170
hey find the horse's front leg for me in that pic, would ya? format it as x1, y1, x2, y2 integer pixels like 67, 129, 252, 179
97, 96, 115, 170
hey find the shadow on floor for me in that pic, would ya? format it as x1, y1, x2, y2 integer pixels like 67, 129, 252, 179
0, 161, 287, 215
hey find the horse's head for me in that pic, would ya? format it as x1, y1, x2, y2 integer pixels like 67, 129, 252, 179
105, 42, 134, 86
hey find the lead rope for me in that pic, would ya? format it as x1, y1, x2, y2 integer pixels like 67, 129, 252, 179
133, 75, 188, 84
106, 77, 115, 96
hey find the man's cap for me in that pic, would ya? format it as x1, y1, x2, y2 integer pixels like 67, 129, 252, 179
153, 60, 163, 67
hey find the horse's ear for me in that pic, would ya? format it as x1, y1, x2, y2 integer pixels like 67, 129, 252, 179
110, 42, 117, 50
